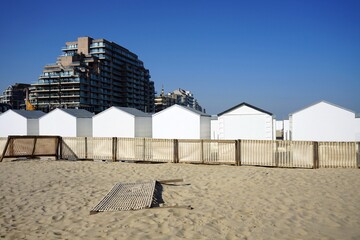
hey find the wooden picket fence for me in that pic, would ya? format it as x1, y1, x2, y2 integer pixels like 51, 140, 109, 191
59, 137, 360, 169
1, 136, 358, 168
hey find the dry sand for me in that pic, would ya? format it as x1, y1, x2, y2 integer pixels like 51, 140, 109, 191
0, 159, 359, 240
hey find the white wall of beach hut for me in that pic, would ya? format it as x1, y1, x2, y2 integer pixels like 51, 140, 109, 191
39, 108, 93, 137
217, 102, 274, 140
93, 106, 152, 138
290, 101, 357, 141
0, 110, 45, 137
152, 104, 210, 139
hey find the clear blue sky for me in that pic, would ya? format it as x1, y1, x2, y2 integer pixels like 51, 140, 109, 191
0, 0, 359, 119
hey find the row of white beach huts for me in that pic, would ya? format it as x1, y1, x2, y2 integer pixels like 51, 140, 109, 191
0, 101, 359, 141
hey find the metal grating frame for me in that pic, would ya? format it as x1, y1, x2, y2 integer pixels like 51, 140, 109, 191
90, 180, 156, 214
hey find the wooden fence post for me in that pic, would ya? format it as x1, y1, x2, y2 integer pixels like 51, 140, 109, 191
275, 141, 279, 167
201, 140, 204, 164
85, 137, 88, 160
112, 137, 117, 162
57, 137, 62, 160
235, 140, 242, 166
0, 137, 11, 162
173, 139, 179, 163
31, 137, 38, 158
357, 142, 360, 168
9, 137, 14, 156
313, 141, 319, 169
143, 138, 146, 162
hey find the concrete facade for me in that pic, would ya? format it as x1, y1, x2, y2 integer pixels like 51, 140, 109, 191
30, 36, 155, 113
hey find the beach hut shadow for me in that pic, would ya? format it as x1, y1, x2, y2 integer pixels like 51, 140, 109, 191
151, 182, 165, 207
61, 142, 79, 160
151, 180, 192, 209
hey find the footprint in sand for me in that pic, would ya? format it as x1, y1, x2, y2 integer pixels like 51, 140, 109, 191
52, 215, 64, 222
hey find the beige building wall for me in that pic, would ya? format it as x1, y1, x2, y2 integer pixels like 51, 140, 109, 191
60, 56, 74, 67
77, 37, 90, 55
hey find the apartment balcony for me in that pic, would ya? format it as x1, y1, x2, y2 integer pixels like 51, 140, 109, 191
39, 74, 79, 79
35, 101, 81, 106
62, 45, 78, 51
90, 48, 106, 54
90, 42, 106, 48
44, 63, 58, 67
61, 94, 81, 98
61, 80, 81, 85
35, 93, 80, 99
35, 79, 80, 85
61, 87, 80, 91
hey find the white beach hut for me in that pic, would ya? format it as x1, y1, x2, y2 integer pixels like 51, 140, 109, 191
355, 117, 360, 141
217, 102, 274, 140
276, 120, 284, 140
152, 104, 211, 139
289, 101, 357, 141
283, 120, 290, 140
210, 115, 219, 140
39, 108, 94, 137
0, 110, 45, 137
93, 106, 152, 138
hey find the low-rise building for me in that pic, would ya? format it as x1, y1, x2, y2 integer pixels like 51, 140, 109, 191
0, 83, 31, 109
155, 87, 203, 112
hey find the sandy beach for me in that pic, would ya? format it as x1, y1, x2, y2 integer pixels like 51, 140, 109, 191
0, 160, 359, 240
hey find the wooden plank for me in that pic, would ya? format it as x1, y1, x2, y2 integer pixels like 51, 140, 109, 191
58, 137, 62, 160
157, 179, 183, 184
313, 141, 319, 169
85, 137, 88, 159
0, 137, 10, 162
173, 139, 179, 163
31, 137, 38, 157
112, 137, 117, 162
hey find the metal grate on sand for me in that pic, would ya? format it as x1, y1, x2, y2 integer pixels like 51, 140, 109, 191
90, 180, 156, 214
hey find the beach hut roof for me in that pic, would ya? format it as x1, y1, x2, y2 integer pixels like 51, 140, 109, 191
113, 106, 151, 117
153, 104, 210, 117
8, 110, 46, 119
289, 100, 355, 116
94, 106, 151, 118
50, 108, 94, 118
218, 102, 273, 116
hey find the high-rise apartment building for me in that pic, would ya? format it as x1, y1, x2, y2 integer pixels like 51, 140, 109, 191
155, 88, 204, 112
0, 83, 31, 109
30, 37, 155, 113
